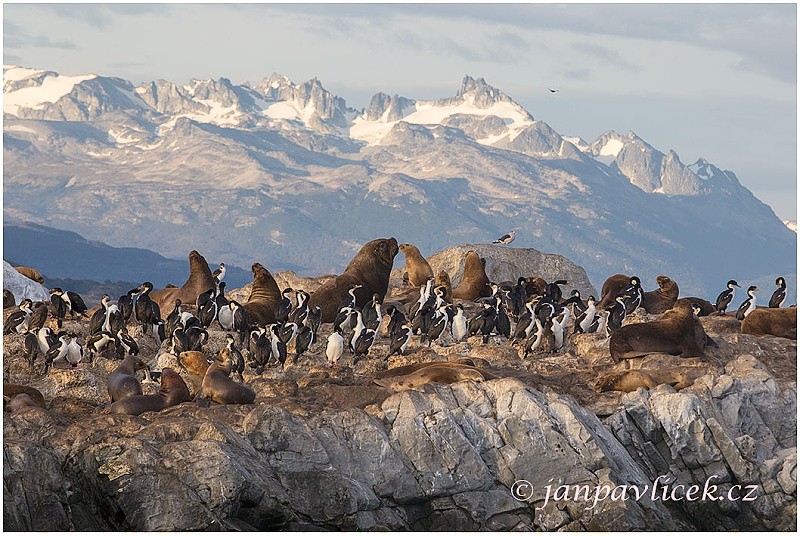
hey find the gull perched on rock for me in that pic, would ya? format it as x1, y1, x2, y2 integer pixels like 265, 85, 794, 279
493, 231, 515, 246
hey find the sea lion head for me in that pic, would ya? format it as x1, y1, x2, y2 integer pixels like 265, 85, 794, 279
671, 298, 695, 315
594, 373, 620, 392
372, 237, 399, 268
656, 275, 679, 297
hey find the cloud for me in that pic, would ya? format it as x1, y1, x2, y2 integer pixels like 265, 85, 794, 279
38, 4, 169, 29
570, 43, 640, 72
271, 4, 795, 86
563, 69, 593, 81
4, 18, 77, 51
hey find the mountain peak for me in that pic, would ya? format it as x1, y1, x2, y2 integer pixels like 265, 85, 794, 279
452, 75, 528, 114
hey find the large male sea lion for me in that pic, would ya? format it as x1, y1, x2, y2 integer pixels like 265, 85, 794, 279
373, 364, 491, 392
105, 367, 190, 416
452, 251, 492, 301
398, 243, 434, 287
598, 274, 631, 309
197, 351, 256, 405
609, 299, 708, 361
741, 307, 797, 339
150, 251, 216, 315
107, 354, 148, 402
242, 263, 282, 325
641, 275, 679, 314
309, 238, 399, 323
594, 369, 693, 393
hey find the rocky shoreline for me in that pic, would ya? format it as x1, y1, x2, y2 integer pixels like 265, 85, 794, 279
3, 248, 796, 531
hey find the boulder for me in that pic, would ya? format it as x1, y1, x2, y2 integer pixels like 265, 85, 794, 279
391, 244, 597, 298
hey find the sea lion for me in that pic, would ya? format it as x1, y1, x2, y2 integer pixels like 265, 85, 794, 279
309, 237, 399, 323
14, 265, 44, 283
150, 251, 216, 316
105, 367, 190, 416
242, 262, 282, 325
398, 243, 434, 287
6, 393, 39, 413
522, 277, 547, 298
594, 369, 693, 393
4, 289, 16, 309
373, 364, 489, 392
3, 382, 45, 407
107, 354, 148, 402
452, 251, 492, 301
178, 350, 211, 397
741, 307, 797, 339
684, 297, 716, 317
372, 360, 499, 381
197, 351, 256, 405
609, 299, 707, 361
641, 275, 680, 314
598, 274, 631, 309
435, 270, 453, 303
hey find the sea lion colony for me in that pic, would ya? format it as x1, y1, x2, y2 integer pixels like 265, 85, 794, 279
2, 239, 795, 416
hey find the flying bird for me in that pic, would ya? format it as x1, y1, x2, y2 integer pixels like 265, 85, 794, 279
548, 88, 559, 93
493, 230, 516, 246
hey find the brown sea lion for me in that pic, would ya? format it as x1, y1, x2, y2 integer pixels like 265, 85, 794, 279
309, 238, 399, 323
610, 299, 707, 361
435, 270, 453, 303
398, 243, 434, 287
178, 350, 211, 397
14, 265, 44, 283
197, 351, 255, 405
452, 251, 492, 301
4, 289, 16, 309
522, 277, 547, 297
150, 251, 216, 316
741, 307, 797, 339
105, 367, 190, 416
3, 382, 45, 407
684, 297, 716, 317
373, 361, 498, 381
6, 393, 39, 413
373, 364, 490, 392
598, 274, 631, 309
107, 354, 148, 402
242, 262, 282, 325
594, 369, 693, 393
641, 275, 680, 314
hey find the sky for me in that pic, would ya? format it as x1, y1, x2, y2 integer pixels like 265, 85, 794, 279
3, 3, 797, 221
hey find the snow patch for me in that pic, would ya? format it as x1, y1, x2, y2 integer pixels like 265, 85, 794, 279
4, 124, 38, 135
350, 94, 532, 146
563, 136, 589, 152
784, 220, 797, 233
3, 69, 96, 115
598, 138, 624, 157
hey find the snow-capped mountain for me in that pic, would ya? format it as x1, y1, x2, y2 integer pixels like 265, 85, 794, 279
3, 66, 795, 299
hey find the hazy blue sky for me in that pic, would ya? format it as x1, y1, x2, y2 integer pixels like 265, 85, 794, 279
4, 3, 797, 220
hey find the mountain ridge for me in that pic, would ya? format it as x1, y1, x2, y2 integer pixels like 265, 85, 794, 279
3, 66, 795, 300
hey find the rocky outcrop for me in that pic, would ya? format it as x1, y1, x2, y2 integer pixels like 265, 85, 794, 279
3, 260, 49, 305
3, 272, 795, 531
391, 243, 597, 298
